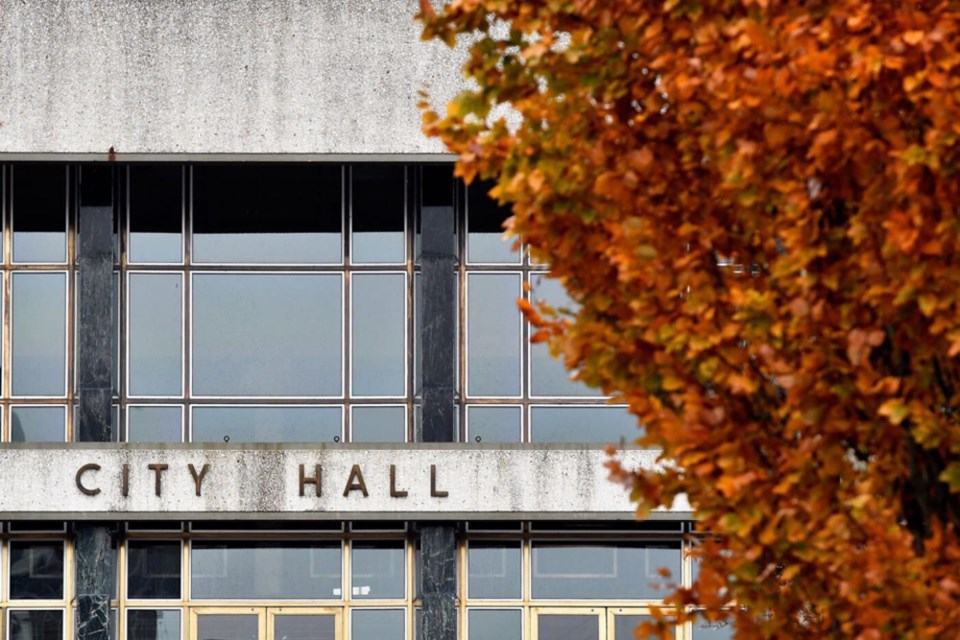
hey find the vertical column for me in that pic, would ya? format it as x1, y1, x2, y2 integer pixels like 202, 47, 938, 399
416, 166, 458, 640
75, 165, 114, 640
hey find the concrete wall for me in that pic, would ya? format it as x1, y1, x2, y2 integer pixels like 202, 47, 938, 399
0, 0, 464, 158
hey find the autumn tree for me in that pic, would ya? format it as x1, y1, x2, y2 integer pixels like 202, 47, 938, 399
419, 1, 960, 637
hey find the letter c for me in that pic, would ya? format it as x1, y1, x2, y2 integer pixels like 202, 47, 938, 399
76, 463, 102, 496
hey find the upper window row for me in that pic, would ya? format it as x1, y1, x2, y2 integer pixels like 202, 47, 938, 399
3, 164, 520, 266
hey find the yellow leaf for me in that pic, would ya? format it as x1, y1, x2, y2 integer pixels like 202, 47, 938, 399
903, 30, 925, 45
878, 399, 909, 425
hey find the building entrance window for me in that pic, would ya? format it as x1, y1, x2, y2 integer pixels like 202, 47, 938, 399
528, 608, 670, 640
190, 607, 340, 640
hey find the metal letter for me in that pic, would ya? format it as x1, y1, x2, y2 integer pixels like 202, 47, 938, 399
299, 464, 322, 497
343, 464, 369, 497
390, 464, 408, 498
188, 463, 210, 497
147, 463, 169, 497
430, 464, 448, 498
121, 463, 129, 497
76, 463, 102, 496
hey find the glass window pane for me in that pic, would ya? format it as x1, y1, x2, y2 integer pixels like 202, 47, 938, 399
351, 542, 405, 599
9, 542, 64, 599
692, 620, 735, 640
614, 615, 658, 640
351, 609, 404, 640
529, 406, 638, 444
351, 406, 406, 443
193, 165, 342, 264
531, 543, 681, 599
529, 275, 598, 397
538, 615, 598, 640
113, 273, 120, 395
196, 615, 258, 640
274, 614, 336, 640
127, 610, 181, 640
351, 273, 405, 396
467, 273, 521, 397
191, 406, 341, 443
127, 406, 183, 443
129, 165, 183, 263
13, 165, 67, 263
191, 542, 341, 600
468, 609, 522, 640
12, 272, 66, 396
9, 610, 64, 639
467, 180, 519, 264
10, 406, 65, 442
467, 543, 521, 599
192, 273, 342, 397
466, 406, 521, 443
351, 165, 405, 263
129, 273, 182, 396
127, 542, 181, 600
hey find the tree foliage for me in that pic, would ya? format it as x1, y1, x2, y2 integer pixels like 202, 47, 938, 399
419, 1, 960, 637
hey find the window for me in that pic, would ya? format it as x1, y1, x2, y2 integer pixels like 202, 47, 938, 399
120, 165, 413, 443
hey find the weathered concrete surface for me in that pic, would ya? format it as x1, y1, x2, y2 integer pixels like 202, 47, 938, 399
0, 0, 464, 157
0, 444, 691, 519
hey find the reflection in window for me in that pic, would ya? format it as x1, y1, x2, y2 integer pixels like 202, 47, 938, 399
195, 614, 258, 640
127, 542, 181, 600
127, 610, 181, 640
466, 406, 521, 443
531, 542, 681, 600
351, 165, 405, 264
12, 164, 67, 263
8, 610, 64, 640
9, 406, 65, 442
191, 542, 341, 600
351, 609, 405, 640
191, 406, 341, 443
538, 615, 599, 640
467, 180, 518, 264
351, 542, 406, 599
275, 614, 337, 640
468, 609, 522, 640
529, 274, 598, 397
613, 615, 659, 640
692, 620, 735, 640
467, 273, 521, 397
192, 273, 343, 397
529, 406, 637, 444
127, 406, 183, 443
12, 272, 67, 397
129, 165, 183, 263
468, 543, 521, 599
351, 273, 406, 397
193, 165, 342, 264
9, 542, 64, 599
351, 406, 406, 442
128, 273, 182, 397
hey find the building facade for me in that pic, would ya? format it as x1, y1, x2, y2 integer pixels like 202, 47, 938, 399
0, 3, 722, 640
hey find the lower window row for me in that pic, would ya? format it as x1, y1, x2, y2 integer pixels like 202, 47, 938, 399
3, 607, 733, 640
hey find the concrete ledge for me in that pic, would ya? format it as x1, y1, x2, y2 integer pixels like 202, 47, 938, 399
0, 445, 691, 520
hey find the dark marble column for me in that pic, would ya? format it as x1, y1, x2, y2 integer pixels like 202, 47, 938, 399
75, 165, 115, 640
416, 166, 458, 640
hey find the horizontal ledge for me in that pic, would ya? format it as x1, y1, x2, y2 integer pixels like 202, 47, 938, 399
1, 511, 692, 522
0, 152, 457, 163
0, 442, 651, 451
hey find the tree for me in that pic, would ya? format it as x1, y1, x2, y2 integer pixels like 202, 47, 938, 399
419, 1, 960, 637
